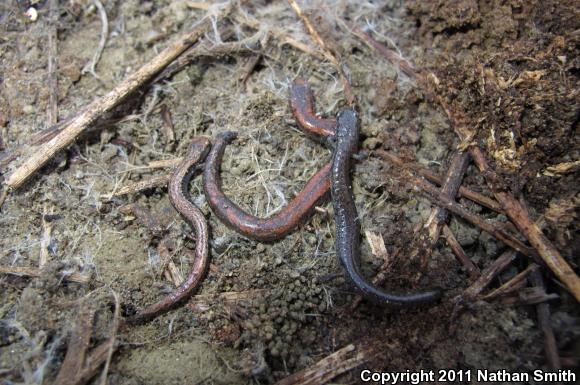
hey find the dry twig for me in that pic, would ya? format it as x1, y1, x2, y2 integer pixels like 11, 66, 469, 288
469, 148, 580, 301
159, 104, 176, 149
0, 265, 90, 284
442, 224, 480, 279
187, 289, 270, 312
530, 269, 561, 369
409, 151, 470, 270
275, 342, 375, 385
412, 176, 536, 259
111, 175, 171, 197
482, 264, 539, 301
54, 305, 95, 385
462, 250, 518, 299
54, 290, 121, 385
376, 150, 502, 213
5, 10, 226, 189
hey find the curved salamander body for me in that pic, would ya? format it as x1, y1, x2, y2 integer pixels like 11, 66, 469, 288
331, 108, 442, 305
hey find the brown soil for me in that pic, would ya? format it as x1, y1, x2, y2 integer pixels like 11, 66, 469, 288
1, 1, 578, 384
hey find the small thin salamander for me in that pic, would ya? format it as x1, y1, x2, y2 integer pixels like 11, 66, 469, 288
331, 108, 442, 305
203, 131, 331, 242
128, 137, 211, 323
289, 78, 336, 139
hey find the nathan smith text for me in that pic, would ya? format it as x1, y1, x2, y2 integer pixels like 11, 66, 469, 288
478, 369, 575, 383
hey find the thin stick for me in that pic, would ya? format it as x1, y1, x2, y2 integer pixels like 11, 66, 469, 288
275, 343, 374, 385
54, 305, 95, 385
482, 264, 538, 300
469, 148, 580, 301
442, 224, 480, 279
410, 151, 469, 269
82, 0, 109, 80
530, 268, 561, 369
5, 14, 219, 189
239, 54, 261, 84
376, 150, 502, 213
287, 0, 356, 105
111, 175, 170, 197
346, 22, 418, 79
0, 265, 91, 284
462, 250, 518, 299
98, 289, 120, 385
75, 338, 116, 385
187, 289, 269, 312
0, 189, 8, 211
47, 0, 59, 126
499, 287, 559, 306
412, 176, 537, 259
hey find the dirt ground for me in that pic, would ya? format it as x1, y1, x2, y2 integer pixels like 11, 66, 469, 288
0, 0, 578, 384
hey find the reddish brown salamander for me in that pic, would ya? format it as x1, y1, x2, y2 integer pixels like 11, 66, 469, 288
331, 108, 442, 305
128, 137, 211, 323
203, 131, 331, 242
289, 78, 336, 139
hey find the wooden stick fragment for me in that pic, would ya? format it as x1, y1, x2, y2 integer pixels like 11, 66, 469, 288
187, 289, 270, 312
0, 265, 91, 284
111, 175, 170, 197
274, 343, 374, 385
469, 148, 580, 301
482, 264, 539, 300
118, 203, 164, 234
346, 22, 418, 79
499, 287, 558, 306
462, 250, 518, 299
530, 269, 561, 369
412, 176, 537, 259
410, 151, 469, 269
6, 15, 218, 189
54, 305, 95, 385
376, 150, 502, 213
159, 105, 176, 149
442, 225, 480, 279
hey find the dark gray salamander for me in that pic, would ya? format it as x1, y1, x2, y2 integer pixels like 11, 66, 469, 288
331, 108, 443, 305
